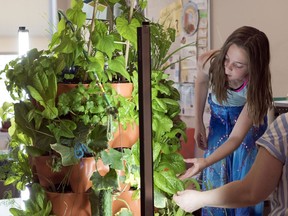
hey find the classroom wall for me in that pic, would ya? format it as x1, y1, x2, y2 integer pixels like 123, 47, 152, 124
147, 0, 288, 97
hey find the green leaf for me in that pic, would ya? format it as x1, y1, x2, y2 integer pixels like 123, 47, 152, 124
4, 176, 18, 185
183, 178, 201, 191
26, 146, 46, 157
44, 201, 52, 215
175, 207, 186, 216
35, 189, 45, 209
108, 56, 131, 81
162, 98, 180, 107
153, 186, 167, 208
115, 208, 133, 216
101, 148, 124, 170
116, 17, 141, 48
93, 21, 115, 59
154, 170, 184, 195
157, 153, 186, 175
96, 34, 115, 59
91, 169, 118, 191
152, 114, 173, 138
47, 119, 76, 141
50, 143, 79, 166
9, 208, 24, 216
107, 0, 120, 4
88, 124, 108, 153
67, 0, 86, 27
152, 142, 162, 162
152, 98, 168, 113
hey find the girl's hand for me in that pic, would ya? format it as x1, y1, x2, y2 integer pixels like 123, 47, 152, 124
179, 158, 207, 180
194, 123, 207, 150
173, 190, 202, 213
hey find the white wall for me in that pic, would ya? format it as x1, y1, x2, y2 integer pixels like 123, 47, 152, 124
0, 0, 58, 53
0, 0, 287, 96
210, 0, 288, 97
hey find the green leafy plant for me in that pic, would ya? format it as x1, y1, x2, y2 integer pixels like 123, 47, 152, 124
3, 146, 33, 191
114, 20, 195, 214
0, 1, 197, 215
9, 184, 52, 216
0, 101, 14, 122
49, 0, 147, 84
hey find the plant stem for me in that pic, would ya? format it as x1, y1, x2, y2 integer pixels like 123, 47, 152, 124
87, 0, 98, 56
124, 0, 135, 71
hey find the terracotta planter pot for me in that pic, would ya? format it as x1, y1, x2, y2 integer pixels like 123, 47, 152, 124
57, 83, 89, 95
46, 191, 91, 216
112, 190, 140, 216
111, 83, 133, 98
96, 158, 110, 176
32, 156, 71, 189
109, 122, 139, 148
70, 157, 96, 193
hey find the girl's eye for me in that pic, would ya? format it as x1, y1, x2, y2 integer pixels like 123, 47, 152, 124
233, 63, 243, 69
224, 55, 247, 70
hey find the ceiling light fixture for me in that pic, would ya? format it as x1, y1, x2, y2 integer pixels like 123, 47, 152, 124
18, 26, 29, 56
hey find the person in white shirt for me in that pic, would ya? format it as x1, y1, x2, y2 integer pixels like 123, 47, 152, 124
173, 113, 288, 216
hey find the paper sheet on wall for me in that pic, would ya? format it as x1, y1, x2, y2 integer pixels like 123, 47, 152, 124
176, 83, 195, 116
164, 55, 180, 82
159, 0, 183, 36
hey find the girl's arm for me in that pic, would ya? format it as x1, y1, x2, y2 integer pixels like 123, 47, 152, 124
194, 50, 214, 149
204, 103, 252, 167
180, 103, 253, 179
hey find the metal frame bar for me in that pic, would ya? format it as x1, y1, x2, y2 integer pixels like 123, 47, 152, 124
137, 22, 154, 216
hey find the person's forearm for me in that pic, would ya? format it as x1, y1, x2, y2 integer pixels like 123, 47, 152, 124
202, 147, 282, 209
200, 181, 259, 208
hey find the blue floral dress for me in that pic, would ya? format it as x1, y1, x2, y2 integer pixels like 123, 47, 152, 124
201, 94, 267, 216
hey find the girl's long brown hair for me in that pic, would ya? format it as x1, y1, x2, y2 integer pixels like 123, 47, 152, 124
206, 26, 273, 125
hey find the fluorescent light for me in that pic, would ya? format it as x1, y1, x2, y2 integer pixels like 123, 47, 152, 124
18, 26, 29, 56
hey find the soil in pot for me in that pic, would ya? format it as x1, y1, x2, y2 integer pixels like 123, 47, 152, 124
31, 156, 70, 189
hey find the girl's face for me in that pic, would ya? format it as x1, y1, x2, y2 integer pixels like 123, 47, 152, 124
224, 44, 249, 87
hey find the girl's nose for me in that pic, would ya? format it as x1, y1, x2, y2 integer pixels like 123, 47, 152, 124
226, 62, 233, 71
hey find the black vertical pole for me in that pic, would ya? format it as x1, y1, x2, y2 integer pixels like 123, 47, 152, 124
137, 22, 154, 215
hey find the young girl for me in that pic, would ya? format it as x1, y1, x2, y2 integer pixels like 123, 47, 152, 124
180, 26, 273, 215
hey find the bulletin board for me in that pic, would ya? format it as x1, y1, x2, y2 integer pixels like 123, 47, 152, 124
159, 0, 210, 117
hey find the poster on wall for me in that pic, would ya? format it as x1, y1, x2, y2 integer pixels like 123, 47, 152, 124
158, 0, 183, 36
160, 0, 210, 117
